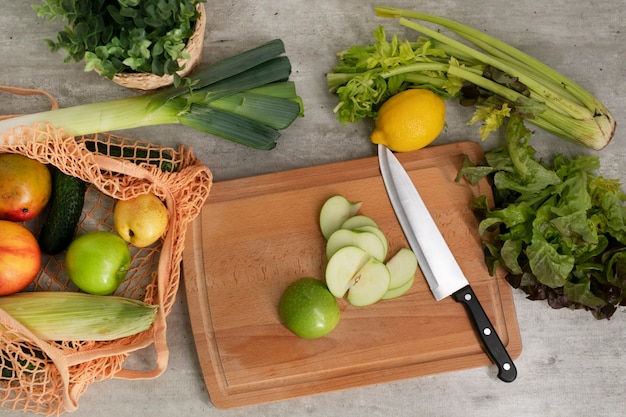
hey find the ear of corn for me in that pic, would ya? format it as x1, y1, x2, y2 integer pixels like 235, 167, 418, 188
0, 292, 158, 341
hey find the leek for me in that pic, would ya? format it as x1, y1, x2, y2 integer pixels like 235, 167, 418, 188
0, 39, 304, 150
0, 292, 157, 341
327, 8, 615, 150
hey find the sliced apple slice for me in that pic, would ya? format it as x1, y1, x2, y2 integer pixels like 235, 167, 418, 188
386, 247, 418, 290
319, 195, 362, 240
345, 258, 390, 306
326, 228, 387, 262
355, 225, 388, 258
325, 246, 390, 306
325, 246, 371, 298
340, 214, 379, 230
381, 276, 415, 300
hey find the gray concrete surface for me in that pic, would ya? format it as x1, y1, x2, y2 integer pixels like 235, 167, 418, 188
1, 0, 626, 416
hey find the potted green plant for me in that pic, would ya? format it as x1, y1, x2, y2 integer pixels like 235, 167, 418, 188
33, 0, 207, 90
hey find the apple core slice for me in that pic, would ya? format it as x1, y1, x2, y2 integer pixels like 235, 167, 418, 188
319, 195, 362, 240
325, 246, 371, 298
386, 247, 418, 289
345, 258, 390, 306
326, 228, 387, 262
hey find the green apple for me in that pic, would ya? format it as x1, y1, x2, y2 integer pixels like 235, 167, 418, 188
326, 228, 387, 262
319, 195, 361, 239
279, 278, 340, 338
325, 246, 390, 306
65, 231, 131, 295
317, 194, 417, 306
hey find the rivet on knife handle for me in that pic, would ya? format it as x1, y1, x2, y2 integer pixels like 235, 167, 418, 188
452, 285, 517, 383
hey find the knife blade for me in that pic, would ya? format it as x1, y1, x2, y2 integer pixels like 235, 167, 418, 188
378, 144, 517, 383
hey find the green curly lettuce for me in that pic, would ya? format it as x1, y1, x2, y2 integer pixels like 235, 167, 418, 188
458, 115, 626, 319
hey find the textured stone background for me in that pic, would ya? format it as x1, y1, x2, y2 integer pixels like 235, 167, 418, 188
1, 1, 625, 416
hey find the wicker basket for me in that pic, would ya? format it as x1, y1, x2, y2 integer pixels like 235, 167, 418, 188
106, 3, 207, 91
0, 87, 212, 415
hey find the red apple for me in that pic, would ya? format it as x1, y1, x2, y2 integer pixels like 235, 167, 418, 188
0, 220, 41, 295
0, 153, 52, 221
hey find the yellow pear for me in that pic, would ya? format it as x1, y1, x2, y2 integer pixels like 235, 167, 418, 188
113, 192, 169, 248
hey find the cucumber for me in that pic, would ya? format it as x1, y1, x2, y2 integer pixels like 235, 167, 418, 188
38, 168, 87, 255
82, 139, 177, 172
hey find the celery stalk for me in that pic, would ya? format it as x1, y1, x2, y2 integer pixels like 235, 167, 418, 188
328, 8, 615, 150
376, 7, 603, 110
375, 7, 616, 149
397, 18, 594, 121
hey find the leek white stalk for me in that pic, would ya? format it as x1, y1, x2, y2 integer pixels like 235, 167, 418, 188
0, 292, 157, 341
0, 40, 303, 150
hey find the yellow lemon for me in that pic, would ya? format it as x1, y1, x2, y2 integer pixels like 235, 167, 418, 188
370, 89, 446, 152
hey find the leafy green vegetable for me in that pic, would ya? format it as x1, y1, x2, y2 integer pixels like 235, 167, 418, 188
327, 7, 615, 150
33, 0, 206, 79
458, 115, 626, 319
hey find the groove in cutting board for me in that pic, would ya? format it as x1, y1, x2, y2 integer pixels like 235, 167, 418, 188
182, 141, 522, 409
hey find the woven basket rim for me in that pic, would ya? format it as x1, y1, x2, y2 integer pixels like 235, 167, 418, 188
106, 3, 207, 91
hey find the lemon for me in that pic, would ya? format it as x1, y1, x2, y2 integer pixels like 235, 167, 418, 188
370, 89, 446, 152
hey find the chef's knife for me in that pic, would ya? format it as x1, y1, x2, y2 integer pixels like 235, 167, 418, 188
378, 144, 517, 383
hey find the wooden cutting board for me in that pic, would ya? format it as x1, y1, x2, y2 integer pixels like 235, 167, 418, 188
182, 141, 522, 409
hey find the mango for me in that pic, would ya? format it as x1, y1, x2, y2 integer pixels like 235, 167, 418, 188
0, 153, 52, 221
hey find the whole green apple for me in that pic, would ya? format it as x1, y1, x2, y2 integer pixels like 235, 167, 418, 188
279, 277, 340, 339
65, 231, 131, 295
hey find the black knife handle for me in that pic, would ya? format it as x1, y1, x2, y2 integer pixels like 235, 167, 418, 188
452, 285, 517, 383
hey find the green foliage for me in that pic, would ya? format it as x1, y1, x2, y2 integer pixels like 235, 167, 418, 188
33, 0, 206, 78
327, 26, 464, 125
458, 115, 626, 319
